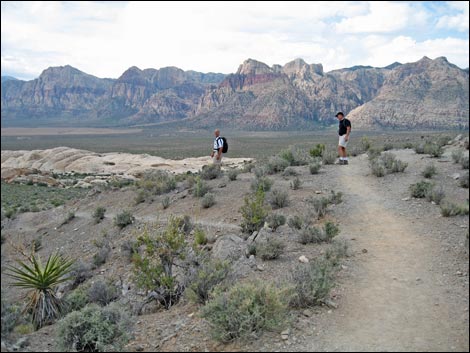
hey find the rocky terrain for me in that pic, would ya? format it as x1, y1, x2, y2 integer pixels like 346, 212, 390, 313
1, 135, 468, 352
2, 56, 468, 129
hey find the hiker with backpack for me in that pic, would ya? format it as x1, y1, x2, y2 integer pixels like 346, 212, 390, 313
336, 112, 351, 165
210, 129, 227, 164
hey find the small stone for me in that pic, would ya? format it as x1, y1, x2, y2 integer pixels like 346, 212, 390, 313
452, 173, 460, 180
456, 271, 463, 276
218, 183, 227, 188
315, 190, 322, 194
302, 309, 312, 317
362, 249, 368, 253
416, 277, 421, 282
135, 345, 144, 352
393, 277, 398, 280
281, 329, 290, 340
402, 197, 411, 201
341, 265, 348, 270
188, 312, 195, 318
256, 265, 265, 271
73, 228, 79, 231
299, 255, 309, 263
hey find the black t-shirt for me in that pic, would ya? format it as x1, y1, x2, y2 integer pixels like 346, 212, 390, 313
338, 118, 351, 136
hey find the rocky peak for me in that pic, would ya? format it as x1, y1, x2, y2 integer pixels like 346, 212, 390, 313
236, 59, 273, 76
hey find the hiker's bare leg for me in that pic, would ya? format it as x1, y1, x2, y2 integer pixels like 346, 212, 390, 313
338, 145, 343, 158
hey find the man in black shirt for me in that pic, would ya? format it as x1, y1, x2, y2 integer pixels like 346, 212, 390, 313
336, 112, 351, 165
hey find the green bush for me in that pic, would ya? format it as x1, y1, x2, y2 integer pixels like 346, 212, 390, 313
1, 299, 22, 338
201, 283, 289, 342
309, 144, 326, 158
440, 201, 469, 217
289, 258, 334, 308
200, 164, 222, 180
424, 143, 443, 158
383, 142, 394, 151
256, 239, 285, 260
298, 226, 323, 244
410, 181, 434, 198
193, 228, 207, 247
324, 221, 340, 241
370, 160, 386, 177
254, 166, 267, 178
251, 176, 274, 192
137, 170, 177, 195
92, 242, 111, 268
193, 176, 210, 198
57, 303, 131, 352
201, 193, 216, 209
403, 142, 414, 149
322, 149, 337, 165
309, 161, 321, 174
360, 137, 372, 151
187, 258, 230, 304
367, 147, 382, 160
279, 147, 310, 166
240, 189, 269, 234
121, 240, 138, 261
310, 197, 330, 218
460, 172, 469, 188
283, 167, 299, 177
266, 156, 290, 174
132, 218, 188, 309
228, 169, 239, 181
422, 164, 437, 179
325, 239, 349, 267
162, 196, 170, 209
114, 210, 135, 229
452, 150, 463, 163
390, 159, 408, 173
266, 213, 286, 231
329, 190, 343, 205
65, 286, 89, 313
269, 189, 290, 209
290, 177, 302, 190
134, 189, 147, 204
93, 207, 106, 223
425, 186, 445, 205
87, 281, 119, 306
288, 215, 303, 230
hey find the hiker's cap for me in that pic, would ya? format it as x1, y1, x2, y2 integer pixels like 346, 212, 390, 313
335, 112, 344, 117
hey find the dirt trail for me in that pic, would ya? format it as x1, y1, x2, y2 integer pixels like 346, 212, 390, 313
308, 156, 468, 352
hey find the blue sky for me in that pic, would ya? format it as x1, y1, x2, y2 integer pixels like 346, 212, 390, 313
1, 1, 468, 80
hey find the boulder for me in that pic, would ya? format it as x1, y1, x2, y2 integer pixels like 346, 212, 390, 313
212, 234, 245, 261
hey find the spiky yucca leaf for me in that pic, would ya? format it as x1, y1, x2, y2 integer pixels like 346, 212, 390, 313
6, 252, 74, 329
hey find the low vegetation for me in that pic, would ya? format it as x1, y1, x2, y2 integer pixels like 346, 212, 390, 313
240, 189, 269, 234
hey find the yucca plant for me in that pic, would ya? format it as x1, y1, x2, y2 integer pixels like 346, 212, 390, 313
6, 252, 74, 329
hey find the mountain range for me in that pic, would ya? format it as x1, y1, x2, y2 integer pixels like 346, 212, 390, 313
1, 56, 468, 130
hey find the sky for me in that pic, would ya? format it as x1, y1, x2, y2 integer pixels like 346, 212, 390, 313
1, 1, 469, 80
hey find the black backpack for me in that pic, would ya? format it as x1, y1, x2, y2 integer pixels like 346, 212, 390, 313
218, 137, 228, 153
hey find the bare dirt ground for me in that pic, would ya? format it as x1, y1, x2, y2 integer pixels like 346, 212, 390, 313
1, 145, 468, 352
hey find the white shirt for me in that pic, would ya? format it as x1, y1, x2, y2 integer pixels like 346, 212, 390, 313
213, 137, 223, 151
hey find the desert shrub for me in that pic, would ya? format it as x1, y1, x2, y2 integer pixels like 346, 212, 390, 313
61, 211, 75, 226
310, 197, 330, 218
201, 193, 216, 209
322, 149, 337, 165
240, 189, 269, 234
114, 210, 134, 229
422, 164, 437, 179
288, 215, 303, 230
193, 176, 210, 197
410, 181, 434, 198
57, 303, 131, 352
298, 226, 323, 244
309, 161, 321, 174
228, 169, 239, 181
70, 261, 93, 289
134, 189, 147, 204
329, 190, 343, 205
403, 142, 414, 149
279, 146, 310, 166
65, 286, 89, 313
289, 258, 334, 308
424, 143, 443, 158
187, 258, 230, 304
440, 201, 468, 217
390, 159, 408, 173
179, 215, 193, 235
290, 177, 302, 190
451, 150, 463, 163
87, 281, 119, 306
437, 135, 451, 147
121, 239, 138, 261
461, 156, 469, 170
6, 252, 74, 329
132, 217, 188, 309
460, 172, 469, 188
200, 164, 222, 180
242, 161, 255, 173
161, 196, 170, 209
325, 239, 349, 267
256, 238, 285, 261
254, 165, 267, 178
193, 228, 207, 247
309, 144, 326, 158
13, 323, 34, 335
92, 242, 111, 268
266, 213, 286, 231
425, 186, 445, 205
93, 207, 106, 223
324, 221, 340, 241
201, 283, 289, 342
137, 170, 177, 195
251, 176, 274, 192
367, 147, 382, 160
268, 189, 290, 209
31, 236, 42, 251
1, 299, 22, 338
266, 156, 289, 174
370, 159, 386, 177
360, 136, 372, 151
283, 167, 299, 177
383, 142, 394, 151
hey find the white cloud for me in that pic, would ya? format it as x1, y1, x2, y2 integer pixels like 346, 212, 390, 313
437, 1, 469, 32
1, 1, 468, 80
